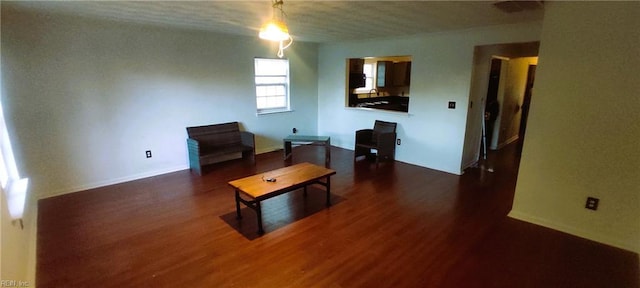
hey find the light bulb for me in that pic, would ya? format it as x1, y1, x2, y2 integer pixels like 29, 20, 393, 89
259, 20, 290, 41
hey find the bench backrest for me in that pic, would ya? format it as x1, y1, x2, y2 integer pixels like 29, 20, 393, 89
187, 122, 242, 147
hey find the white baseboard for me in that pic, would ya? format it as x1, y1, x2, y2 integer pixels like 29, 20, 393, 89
461, 159, 478, 172
256, 145, 281, 154
508, 210, 639, 253
42, 164, 189, 199
489, 135, 519, 150
41, 147, 285, 199
496, 135, 519, 150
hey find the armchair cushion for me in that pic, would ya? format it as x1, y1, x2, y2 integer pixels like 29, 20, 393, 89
355, 129, 375, 146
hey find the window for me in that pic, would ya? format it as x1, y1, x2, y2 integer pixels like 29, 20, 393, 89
354, 62, 376, 94
254, 58, 290, 114
363, 63, 375, 91
0, 100, 29, 221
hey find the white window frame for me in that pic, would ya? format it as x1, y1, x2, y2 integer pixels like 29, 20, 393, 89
254, 58, 291, 114
0, 100, 28, 221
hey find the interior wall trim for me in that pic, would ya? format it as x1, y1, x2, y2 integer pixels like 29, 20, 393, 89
508, 210, 639, 254
41, 165, 189, 199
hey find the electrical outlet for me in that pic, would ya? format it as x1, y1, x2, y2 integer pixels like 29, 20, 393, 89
448, 101, 456, 109
292, 128, 297, 134
585, 197, 599, 210
146, 150, 152, 158
397, 139, 401, 145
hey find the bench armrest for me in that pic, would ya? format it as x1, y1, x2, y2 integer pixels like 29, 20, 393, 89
240, 131, 255, 149
187, 138, 201, 155
240, 131, 256, 158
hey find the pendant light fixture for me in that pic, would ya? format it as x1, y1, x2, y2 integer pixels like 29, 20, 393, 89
259, 0, 293, 58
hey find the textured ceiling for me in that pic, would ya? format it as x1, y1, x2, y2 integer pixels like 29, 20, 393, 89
6, 1, 545, 43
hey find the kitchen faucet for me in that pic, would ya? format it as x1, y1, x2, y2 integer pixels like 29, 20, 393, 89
368, 88, 378, 98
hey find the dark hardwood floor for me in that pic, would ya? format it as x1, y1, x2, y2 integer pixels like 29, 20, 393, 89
37, 143, 639, 287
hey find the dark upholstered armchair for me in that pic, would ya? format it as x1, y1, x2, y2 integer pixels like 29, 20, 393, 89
354, 120, 397, 167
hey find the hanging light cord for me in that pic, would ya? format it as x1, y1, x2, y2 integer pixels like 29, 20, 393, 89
273, 0, 292, 58
278, 36, 293, 58
272, 0, 286, 18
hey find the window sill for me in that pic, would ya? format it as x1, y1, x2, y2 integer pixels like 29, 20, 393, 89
257, 109, 294, 116
344, 107, 412, 117
5, 178, 29, 220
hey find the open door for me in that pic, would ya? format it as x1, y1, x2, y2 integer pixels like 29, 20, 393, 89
482, 57, 508, 156
517, 64, 536, 153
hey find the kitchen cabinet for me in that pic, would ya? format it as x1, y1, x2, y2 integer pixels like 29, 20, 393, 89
378, 61, 412, 88
349, 58, 366, 89
392, 61, 411, 86
349, 58, 364, 74
349, 73, 366, 89
376, 61, 393, 88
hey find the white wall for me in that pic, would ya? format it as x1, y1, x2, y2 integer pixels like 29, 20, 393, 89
0, 187, 36, 285
1, 6, 319, 199
318, 23, 541, 174
510, 2, 640, 253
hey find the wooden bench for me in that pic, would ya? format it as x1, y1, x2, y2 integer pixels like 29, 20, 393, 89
186, 122, 255, 175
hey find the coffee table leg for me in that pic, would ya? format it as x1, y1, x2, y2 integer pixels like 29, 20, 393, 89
326, 176, 331, 207
256, 201, 264, 234
235, 190, 242, 219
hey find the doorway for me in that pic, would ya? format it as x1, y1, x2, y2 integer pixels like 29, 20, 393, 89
460, 41, 540, 173
480, 57, 537, 172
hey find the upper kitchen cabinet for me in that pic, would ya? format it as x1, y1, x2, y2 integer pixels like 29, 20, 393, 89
376, 61, 393, 88
392, 61, 411, 86
348, 58, 366, 89
349, 58, 364, 73
378, 61, 412, 88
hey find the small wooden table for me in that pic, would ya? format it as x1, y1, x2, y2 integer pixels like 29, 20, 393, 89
283, 135, 331, 163
228, 163, 336, 234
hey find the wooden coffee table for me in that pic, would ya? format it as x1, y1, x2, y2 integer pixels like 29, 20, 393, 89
228, 163, 336, 234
